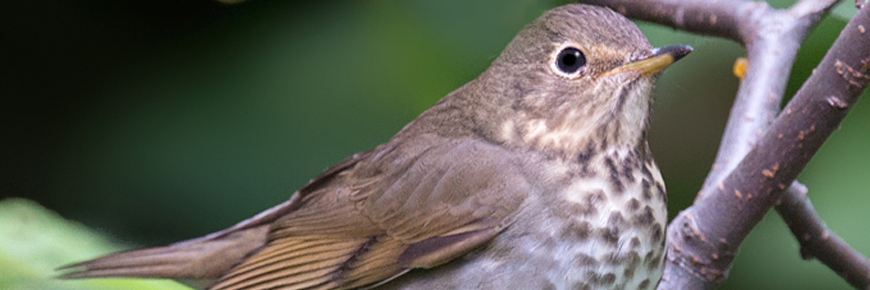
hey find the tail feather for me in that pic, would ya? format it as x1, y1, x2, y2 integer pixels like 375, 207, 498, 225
58, 225, 270, 280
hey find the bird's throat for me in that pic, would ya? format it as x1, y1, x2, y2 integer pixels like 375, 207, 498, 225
498, 101, 651, 160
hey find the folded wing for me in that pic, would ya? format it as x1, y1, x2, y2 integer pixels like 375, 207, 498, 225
210, 137, 530, 290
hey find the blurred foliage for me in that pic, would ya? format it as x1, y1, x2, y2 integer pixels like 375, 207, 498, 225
0, 198, 189, 290
832, 0, 859, 20
1, 0, 868, 289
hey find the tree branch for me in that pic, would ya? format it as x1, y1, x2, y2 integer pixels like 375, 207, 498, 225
584, 0, 839, 194
700, 0, 837, 190
580, 0, 870, 289
776, 182, 870, 289
579, 0, 749, 42
659, 3, 870, 289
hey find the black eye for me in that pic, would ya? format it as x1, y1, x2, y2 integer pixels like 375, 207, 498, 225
556, 47, 586, 74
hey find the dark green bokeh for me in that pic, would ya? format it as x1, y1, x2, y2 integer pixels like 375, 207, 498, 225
2, 0, 868, 289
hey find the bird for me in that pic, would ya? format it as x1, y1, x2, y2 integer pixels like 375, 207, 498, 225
58, 4, 691, 290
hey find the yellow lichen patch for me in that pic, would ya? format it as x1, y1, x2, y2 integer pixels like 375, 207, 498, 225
733, 57, 749, 80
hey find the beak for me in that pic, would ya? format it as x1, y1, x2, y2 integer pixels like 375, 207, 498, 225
603, 45, 693, 76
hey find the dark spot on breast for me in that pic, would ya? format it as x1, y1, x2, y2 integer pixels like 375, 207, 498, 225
655, 181, 667, 203
570, 190, 607, 217
577, 142, 596, 163
571, 282, 591, 290
575, 143, 597, 176
622, 166, 636, 184
605, 157, 624, 194
639, 278, 651, 289
586, 271, 617, 286
623, 251, 642, 279
608, 211, 626, 227
574, 253, 599, 267
573, 204, 598, 217
627, 198, 641, 211
621, 156, 637, 183
644, 250, 654, 262
641, 179, 652, 201
603, 252, 621, 265
623, 268, 636, 280
635, 206, 655, 226
641, 164, 654, 180
647, 251, 663, 271
631, 147, 642, 164
627, 251, 642, 268
600, 226, 620, 245
561, 221, 592, 240
651, 223, 663, 243
630, 237, 641, 248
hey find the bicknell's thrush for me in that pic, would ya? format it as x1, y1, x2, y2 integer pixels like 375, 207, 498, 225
59, 4, 691, 290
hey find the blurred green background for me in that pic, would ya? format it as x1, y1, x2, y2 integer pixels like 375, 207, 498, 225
1, 0, 868, 289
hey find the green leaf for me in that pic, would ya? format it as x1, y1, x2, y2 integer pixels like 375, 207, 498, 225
0, 198, 191, 290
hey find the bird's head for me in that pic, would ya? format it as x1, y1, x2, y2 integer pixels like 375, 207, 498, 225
475, 4, 691, 157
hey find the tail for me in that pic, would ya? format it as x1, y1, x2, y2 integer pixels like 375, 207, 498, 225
57, 225, 269, 280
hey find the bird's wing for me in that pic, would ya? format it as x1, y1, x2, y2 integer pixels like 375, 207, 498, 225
56, 151, 376, 283
208, 137, 531, 290
182, 150, 377, 245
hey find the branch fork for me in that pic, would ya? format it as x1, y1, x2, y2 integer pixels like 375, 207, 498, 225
579, 0, 870, 288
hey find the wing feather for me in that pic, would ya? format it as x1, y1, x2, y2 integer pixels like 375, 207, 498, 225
225, 239, 360, 279
210, 239, 362, 290
210, 138, 530, 289
335, 237, 405, 289
234, 239, 333, 271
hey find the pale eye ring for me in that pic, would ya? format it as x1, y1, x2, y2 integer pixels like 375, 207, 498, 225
551, 45, 587, 78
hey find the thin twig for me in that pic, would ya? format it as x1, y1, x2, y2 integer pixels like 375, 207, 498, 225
776, 182, 870, 289
579, 0, 750, 42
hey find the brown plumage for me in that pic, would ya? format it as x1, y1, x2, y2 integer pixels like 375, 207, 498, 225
59, 4, 690, 290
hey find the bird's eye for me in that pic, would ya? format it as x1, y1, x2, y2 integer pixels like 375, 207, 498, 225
554, 47, 586, 77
